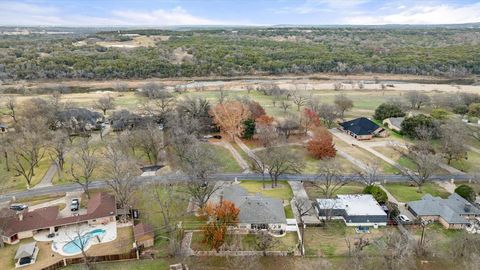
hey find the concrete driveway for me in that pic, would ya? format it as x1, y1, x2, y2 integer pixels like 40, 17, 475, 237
27, 191, 84, 217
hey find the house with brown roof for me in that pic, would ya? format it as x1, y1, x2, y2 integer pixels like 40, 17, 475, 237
133, 223, 154, 248
0, 192, 116, 245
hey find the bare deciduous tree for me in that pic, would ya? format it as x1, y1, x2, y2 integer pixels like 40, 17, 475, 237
276, 114, 300, 139
394, 142, 440, 192
280, 100, 291, 113
132, 124, 164, 165
371, 231, 416, 270
439, 120, 468, 165
358, 161, 381, 186
173, 139, 220, 209
317, 104, 339, 128
334, 94, 354, 119
10, 123, 47, 188
292, 93, 308, 111
311, 162, 350, 198
4, 96, 18, 123
255, 231, 278, 256
94, 95, 115, 116
405, 90, 430, 109
293, 197, 313, 255
104, 144, 138, 222
256, 146, 304, 188
70, 139, 98, 198
48, 130, 70, 179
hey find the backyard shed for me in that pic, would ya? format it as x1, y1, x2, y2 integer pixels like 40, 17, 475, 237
134, 223, 155, 248
14, 241, 38, 268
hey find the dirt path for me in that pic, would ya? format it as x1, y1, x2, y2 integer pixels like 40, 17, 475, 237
210, 141, 250, 173
234, 137, 262, 167
180, 232, 194, 256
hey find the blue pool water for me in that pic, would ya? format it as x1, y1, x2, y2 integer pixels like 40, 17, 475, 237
62, 229, 106, 254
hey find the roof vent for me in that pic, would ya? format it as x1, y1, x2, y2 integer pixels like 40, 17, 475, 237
464, 203, 472, 213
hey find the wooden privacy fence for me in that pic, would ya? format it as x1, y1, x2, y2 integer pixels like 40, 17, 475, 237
41, 248, 140, 270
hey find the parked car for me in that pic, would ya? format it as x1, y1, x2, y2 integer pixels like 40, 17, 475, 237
70, 198, 79, 211
398, 214, 411, 223
9, 204, 28, 211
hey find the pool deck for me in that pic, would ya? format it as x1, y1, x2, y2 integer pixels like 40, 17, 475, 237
33, 222, 117, 256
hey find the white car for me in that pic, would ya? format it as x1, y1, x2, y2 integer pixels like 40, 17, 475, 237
398, 214, 411, 223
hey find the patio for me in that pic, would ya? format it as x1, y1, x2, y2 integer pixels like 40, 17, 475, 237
33, 221, 117, 256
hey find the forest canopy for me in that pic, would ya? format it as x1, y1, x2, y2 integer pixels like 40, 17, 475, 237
1, 27, 480, 81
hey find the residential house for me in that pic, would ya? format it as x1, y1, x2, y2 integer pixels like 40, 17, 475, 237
339, 117, 388, 140
219, 185, 287, 232
315, 195, 387, 227
14, 242, 39, 268
382, 117, 404, 132
133, 223, 155, 248
407, 193, 480, 229
0, 192, 116, 245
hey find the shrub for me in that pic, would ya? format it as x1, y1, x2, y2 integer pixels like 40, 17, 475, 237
468, 103, 480, 117
453, 105, 468, 115
401, 114, 437, 139
374, 103, 406, 121
363, 185, 388, 204
430, 108, 450, 120
455, 184, 476, 203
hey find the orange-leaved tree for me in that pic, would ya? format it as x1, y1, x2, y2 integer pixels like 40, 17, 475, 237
307, 127, 336, 159
201, 199, 240, 251
210, 100, 250, 141
303, 108, 321, 130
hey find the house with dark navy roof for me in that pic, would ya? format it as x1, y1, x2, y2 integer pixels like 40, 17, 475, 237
407, 193, 480, 229
339, 117, 387, 140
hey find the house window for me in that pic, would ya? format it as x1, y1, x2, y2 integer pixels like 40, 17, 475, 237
251, 224, 268, 230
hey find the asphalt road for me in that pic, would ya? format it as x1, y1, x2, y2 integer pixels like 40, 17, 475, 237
0, 172, 473, 203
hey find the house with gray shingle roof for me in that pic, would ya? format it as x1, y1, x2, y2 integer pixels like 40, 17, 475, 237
219, 185, 287, 232
407, 193, 480, 229
383, 117, 404, 132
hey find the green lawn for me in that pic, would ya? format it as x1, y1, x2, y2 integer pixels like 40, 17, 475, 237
304, 221, 348, 257
449, 151, 480, 173
0, 153, 52, 192
383, 182, 451, 202
209, 144, 243, 173
284, 205, 294, 218
239, 180, 293, 200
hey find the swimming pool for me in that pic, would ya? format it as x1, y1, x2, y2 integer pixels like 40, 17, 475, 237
62, 229, 106, 254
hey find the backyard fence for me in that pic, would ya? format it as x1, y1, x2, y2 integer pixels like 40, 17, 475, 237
41, 247, 140, 270
194, 250, 290, 256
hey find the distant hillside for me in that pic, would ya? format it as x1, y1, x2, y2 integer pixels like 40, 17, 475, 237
0, 25, 479, 81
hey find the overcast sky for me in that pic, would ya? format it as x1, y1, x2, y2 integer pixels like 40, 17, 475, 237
1, 0, 480, 26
